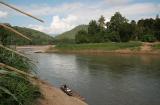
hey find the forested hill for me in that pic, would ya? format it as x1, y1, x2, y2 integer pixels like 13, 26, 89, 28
0, 24, 55, 45
55, 25, 88, 40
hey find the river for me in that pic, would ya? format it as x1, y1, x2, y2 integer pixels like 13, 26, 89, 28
30, 53, 160, 105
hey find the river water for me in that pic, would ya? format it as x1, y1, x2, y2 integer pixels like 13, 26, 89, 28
30, 53, 160, 105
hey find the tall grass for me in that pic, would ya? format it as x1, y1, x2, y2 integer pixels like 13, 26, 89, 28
0, 2, 43, 104
0, 48, 31, 72
0, 32, 40, 105
0, 47, 41, 105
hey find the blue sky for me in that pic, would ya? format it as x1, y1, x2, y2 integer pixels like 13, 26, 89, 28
0, 0, 160, 35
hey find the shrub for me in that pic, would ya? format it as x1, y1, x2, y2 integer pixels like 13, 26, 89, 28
141, 35, 156, 42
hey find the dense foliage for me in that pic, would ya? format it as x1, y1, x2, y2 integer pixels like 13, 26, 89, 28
0, 72, 40, 105
0, 25, 41, 105
0, 23, 55, 45
75, 12, 160, 43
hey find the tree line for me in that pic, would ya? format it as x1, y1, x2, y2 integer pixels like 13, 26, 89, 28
75, 12, 160, 43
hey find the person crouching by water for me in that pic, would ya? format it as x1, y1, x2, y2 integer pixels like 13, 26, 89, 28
63, 84, 72, 92
62, 84, 72, 96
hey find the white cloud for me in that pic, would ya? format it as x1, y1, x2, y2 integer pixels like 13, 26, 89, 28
103, 3, 160, 20
2, 1, 159, 35
28, 15, 78, 34
50, 15, 77, 33
22, 3, 82, 16
0, 11, 8, 18
103, 0, 133, 6
118, 3, 159, 15
28, 2, 160, 35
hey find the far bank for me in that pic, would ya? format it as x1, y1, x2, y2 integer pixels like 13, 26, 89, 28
46, 42, 160, 55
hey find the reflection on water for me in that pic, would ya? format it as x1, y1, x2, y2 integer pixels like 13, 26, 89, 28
31, 53, 160, 105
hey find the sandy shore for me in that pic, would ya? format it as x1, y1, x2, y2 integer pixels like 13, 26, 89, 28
17, 45, 53, 53
33, 79, 88, 105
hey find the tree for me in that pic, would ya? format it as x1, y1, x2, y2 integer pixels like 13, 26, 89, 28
106, 12, 129, 42
98, 15, 105, 30
75, 13, 160, 43
137, 18, 155, 34
88, 20, 99, 35
88, 20, 100, 42
136, 16, 160, 41
75, 30, 88, 43
107, 12, 128, 32
119, 23, 134, 42
130, 20, 138, 40
154, 15, 160, 40
106, 31, 120, 42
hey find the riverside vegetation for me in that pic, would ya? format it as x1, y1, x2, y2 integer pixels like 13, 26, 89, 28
75, 12, 160, 43
0, 34, 41, 105
53, 12, 160, 53
56, 12, 160, 44
0, 2, 42, 105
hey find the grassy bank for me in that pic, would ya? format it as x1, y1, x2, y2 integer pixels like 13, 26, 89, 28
153, 44, 160, 49
46, 42, 160, 55
55, 42, 142, 51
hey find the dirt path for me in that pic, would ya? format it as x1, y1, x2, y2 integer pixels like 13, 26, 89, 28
140, 42, 153, 52
33, 80, 87, 105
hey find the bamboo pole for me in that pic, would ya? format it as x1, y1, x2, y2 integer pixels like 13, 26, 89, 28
0, 1, 44, 23
0, 44, 31, 60
0, 63, 36, 78
0, 24, 31, 41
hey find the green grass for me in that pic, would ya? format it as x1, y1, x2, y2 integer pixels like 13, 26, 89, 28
0, 73, 40, 105
1, 24, 49, 105
56, 41, 142, 51
1, 24, 41, 105
153, 44, 160, 49
0, 47, 40, 105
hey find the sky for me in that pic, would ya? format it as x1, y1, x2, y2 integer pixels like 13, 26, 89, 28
0, 0, 160, 36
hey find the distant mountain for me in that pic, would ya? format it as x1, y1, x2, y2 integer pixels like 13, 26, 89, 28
1, 24, 55, 45
55, 25, 88, 40
14, 26, 55, 45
